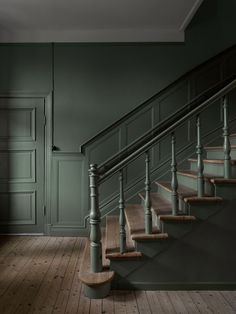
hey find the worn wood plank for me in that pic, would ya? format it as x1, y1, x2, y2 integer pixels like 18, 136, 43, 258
13, 237, 59, 314
0, 236, 36, 296
154, 291, 177, 314
51, 237, 83, 314
167, 291, 189, 314
64, 238, 86, 314
177, 291, 201, 313
102, 291, 114, 314
113, 290, 126, 314
221, 291, 236, 311
27, 237, 64, 313
188, 291, 217, 313
90, 298, 102, 314
77, 285, 91, 314
0, 236, 49, 314
124, 290, 139, 314
33, 237, 77, 314
146, 290, 164, 313
135, 291, 151, 314
200, 291, 236, 314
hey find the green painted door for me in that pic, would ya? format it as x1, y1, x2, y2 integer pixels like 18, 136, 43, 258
0, 98, 45, 234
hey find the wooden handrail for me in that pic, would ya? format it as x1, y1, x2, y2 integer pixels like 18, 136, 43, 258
98, 76, 236, 182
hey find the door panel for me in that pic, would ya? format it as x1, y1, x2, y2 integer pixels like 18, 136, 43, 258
0, 98, 45, 233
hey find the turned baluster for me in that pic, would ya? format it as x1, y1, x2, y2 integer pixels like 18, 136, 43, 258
171, 133, 178, 215
223, 96, 231, 179
144, 151, 152, 234
196, 115, 204, 197
119, 169, 126, 253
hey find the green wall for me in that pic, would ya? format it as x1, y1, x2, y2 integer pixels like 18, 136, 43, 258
0, 0, 235, 235
0, 0, 235, 151
53, 0, 236, 151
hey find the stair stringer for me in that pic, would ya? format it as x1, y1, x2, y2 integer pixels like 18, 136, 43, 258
109, 199, 236, 290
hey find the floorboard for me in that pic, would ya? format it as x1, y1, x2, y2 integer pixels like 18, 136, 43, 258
0, 236, 235, 314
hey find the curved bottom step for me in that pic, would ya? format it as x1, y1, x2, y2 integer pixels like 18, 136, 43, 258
78, 240, 114, 299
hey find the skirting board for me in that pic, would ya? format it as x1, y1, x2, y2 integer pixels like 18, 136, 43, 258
112, 281, 236, 291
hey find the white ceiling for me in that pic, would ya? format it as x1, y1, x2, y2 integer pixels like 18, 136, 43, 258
0, 0, 204, 42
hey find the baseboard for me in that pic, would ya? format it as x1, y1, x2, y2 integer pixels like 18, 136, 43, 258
48, 225, 89, 237
112, 281, 236, 290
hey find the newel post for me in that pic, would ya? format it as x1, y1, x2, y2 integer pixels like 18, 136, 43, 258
89, 164, 102, 272
171, 133, 178, 215
223, 96, 231, 179
196, 115, 204, 197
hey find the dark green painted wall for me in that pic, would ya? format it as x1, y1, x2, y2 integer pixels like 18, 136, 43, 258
0, 0, 235, 151
53, 0, 236, 151
0, 44, 52, 92
0, 0, 235, 235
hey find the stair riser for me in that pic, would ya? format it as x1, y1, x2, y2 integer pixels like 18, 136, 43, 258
157, 184, 189, 213
206, 150, 236, 159
157, 184, 172, 203
230, 137, 236, 145
177, 174, 215, 196
158, 220, 196, 238
213, 184, 236, 200
190, 161, 236, 178
135, 240, 171, 258
186, 203, 222, 220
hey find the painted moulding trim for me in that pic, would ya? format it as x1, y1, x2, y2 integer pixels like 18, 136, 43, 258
179, 0, 204, 31
0, 28, 185, 43
48, 225, 89, 237
114, 281, 236, 290
0, 91, 52, 98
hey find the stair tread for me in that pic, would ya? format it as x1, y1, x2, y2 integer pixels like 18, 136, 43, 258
188, 158, 236, 165
78, 239, 115, 286
105, 216, 136, 256
125, 204, 168, 241
204, 145, 236, 150
177, 170, 223, 179
139, 192, 172, 214
159, 215, 196, 222
184, 196, 223, 204
155, 181, 197, 198
210, 178, 236, 184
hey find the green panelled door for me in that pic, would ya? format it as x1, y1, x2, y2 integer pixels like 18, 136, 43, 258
0, 98, 45, 233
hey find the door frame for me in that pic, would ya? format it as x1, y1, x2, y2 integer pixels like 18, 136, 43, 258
0, 92, 53, 234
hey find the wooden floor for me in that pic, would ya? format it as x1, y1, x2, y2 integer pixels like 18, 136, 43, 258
0, 236, 235, 314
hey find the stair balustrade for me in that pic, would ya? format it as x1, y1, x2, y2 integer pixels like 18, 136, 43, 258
88, 76, 236, 273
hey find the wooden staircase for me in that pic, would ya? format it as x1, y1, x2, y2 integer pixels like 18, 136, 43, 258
79, 77, 236, 298
79, 133, 236, 298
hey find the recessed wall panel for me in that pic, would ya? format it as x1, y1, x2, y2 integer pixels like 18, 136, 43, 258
0, 150, 35, 183
0, 108, 35, 141
0, 191, 36, 225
